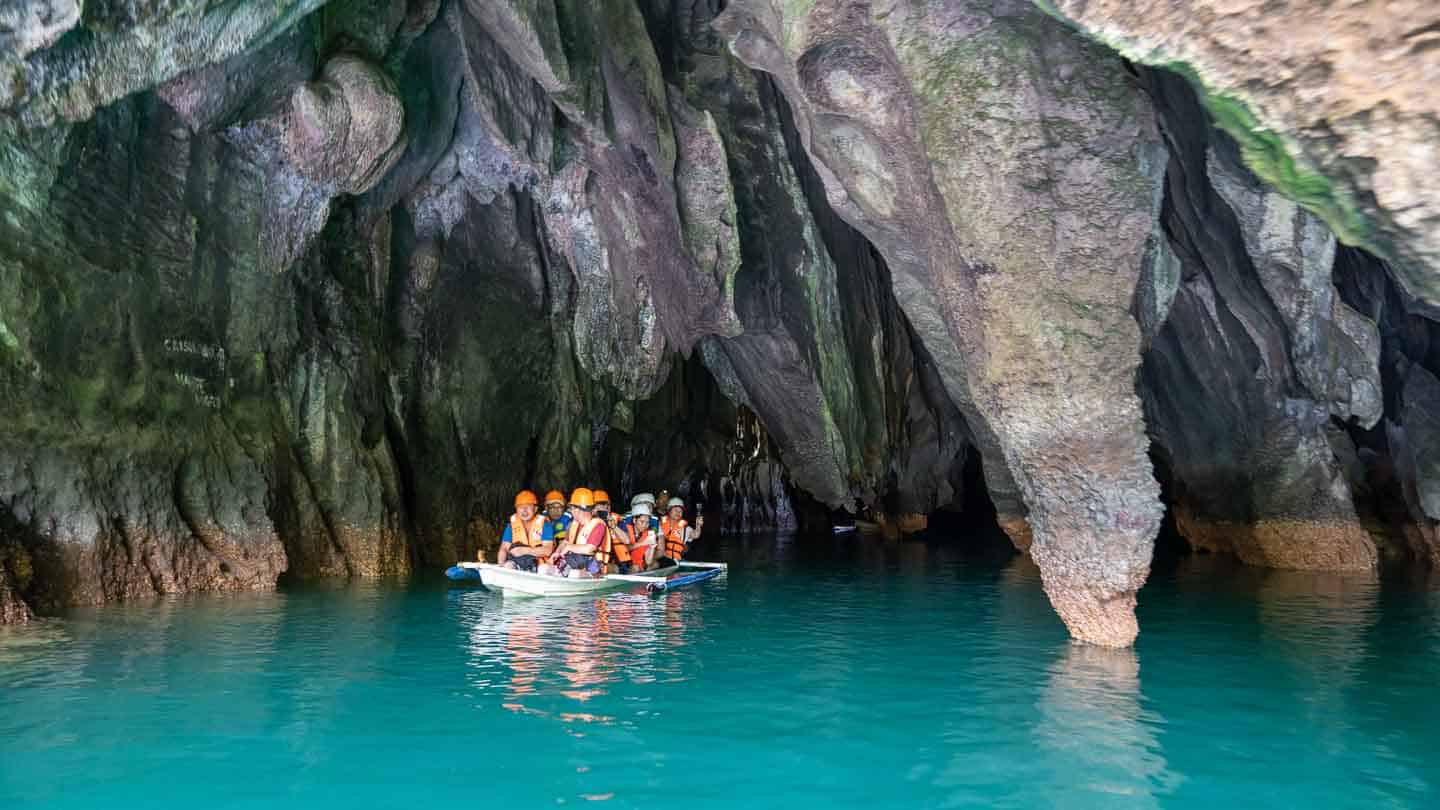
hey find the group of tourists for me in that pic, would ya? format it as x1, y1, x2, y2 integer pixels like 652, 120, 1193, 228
495, 488, 703, 578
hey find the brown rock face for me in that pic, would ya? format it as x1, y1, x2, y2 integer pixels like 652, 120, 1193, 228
715, 0, 1166, 645
1174, 509, 1377, 572
1, 570, 31, 624
997, 517, 1035, 553
1041, 585, 1139, 649
1044, 0, 1440, 307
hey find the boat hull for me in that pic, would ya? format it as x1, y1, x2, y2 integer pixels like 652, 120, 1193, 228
468, 563, 678, 597
647, 566, 724, 592
445, 561, 725, 597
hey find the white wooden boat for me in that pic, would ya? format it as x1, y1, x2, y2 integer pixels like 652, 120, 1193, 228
455, 561, 726, 597
464, 562, 676, 597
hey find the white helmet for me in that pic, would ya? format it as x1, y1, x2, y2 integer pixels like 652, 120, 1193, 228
667, 497, 685, 510
630, 502, 653, 517
631, 492, 657, 508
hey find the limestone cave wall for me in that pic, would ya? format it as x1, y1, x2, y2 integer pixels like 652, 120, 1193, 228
2, 0, 1438, 646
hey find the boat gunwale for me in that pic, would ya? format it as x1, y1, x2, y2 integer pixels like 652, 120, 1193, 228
474, 563, 678, 597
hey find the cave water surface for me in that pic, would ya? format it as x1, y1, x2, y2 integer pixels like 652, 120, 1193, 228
5, 0, 1440, 800
3, 531, 1439, 808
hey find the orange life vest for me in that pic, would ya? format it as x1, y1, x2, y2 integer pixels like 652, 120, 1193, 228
600, 518, 630, 566
507, 513, 548, 552
567, 516, 606, 557
628, 520, 656, 548
661, 516, 687, 559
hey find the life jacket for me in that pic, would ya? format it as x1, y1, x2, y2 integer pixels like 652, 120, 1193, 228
507, 513, 548, 552
627, 520, 656, 548
661, 516, 687, 559
599, 517, 630, 566
567, 516, 606, 557
624, 515, 659, 547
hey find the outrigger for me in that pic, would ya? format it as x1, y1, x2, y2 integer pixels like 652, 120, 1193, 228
445, 560, 726, 597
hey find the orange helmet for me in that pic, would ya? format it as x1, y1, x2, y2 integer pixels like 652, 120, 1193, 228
543, 490, 566, 506
514, 490, 539, 508
593, 489, 610, 505
568, 487, 595, 509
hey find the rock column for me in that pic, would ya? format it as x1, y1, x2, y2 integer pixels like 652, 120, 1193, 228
716, 0, 1167, 645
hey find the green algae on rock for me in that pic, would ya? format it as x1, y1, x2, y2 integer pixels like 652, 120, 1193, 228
1035, 0, 1440, 308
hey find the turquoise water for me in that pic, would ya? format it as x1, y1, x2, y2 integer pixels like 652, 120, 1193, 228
3, 533, 1440, 808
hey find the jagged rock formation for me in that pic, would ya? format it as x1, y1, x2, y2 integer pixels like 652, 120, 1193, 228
0, 0, 905, 618
712, 0, 1167, 645
3, 0, 330, 127
1041, 0, 1440, 307
1139, 69, 1380, 572
2, 0, 1439, 646
1332, 247, 1440, 567
658, 14, 970, 517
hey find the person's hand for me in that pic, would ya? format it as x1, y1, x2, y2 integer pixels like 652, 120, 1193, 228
696, 516, 705, 530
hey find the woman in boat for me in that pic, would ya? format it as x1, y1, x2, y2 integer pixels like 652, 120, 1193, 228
660, 497, 703, 562
551, 487, 608, 578
496, 490, 554, 572
592, 489, 633, 574
620, 493, 658, 570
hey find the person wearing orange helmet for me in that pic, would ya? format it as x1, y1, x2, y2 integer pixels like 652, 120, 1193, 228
497, 490, 554, 572
550, 487, 607, 578
592, 489, 632, 574
542, 489, 571, 545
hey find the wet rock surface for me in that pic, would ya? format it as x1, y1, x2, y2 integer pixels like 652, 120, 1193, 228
0, 559, 31, 623
0, 0, 79, 62
1043, 0, 1440, 308
713, 0, 1167, 645
1139, 69, 1379, 573
1, 0, 1438, 644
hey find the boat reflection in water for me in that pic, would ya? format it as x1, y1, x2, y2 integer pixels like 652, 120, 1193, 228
458, 582, 716, 724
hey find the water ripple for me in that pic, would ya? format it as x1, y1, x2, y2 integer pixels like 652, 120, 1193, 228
2, 536, 1439, 808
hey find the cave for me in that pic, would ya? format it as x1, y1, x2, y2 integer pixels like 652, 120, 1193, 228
3, 0, 1439, 655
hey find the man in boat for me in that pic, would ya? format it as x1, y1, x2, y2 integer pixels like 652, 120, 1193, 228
543, 489, 571, 545
551, 487, 607, 578
592, 489, 614, 520
620, 493, 658, 570
592, 489, 633, 574
496, 489, 554, 572
660, 497, 703, 562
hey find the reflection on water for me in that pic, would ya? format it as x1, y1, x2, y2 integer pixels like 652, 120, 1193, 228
459, 585, 716, 726
3, 534, 1440, 809
1037, 644, 1176, 808
1257, 570, 1379, 707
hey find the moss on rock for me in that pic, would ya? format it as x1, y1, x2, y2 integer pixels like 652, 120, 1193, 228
1031, 3, 1384, 259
